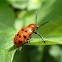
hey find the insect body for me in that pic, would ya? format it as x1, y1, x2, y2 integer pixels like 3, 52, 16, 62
14, 11, 52, 46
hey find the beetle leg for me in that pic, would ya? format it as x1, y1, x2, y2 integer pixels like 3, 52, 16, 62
21, 37, 32, 46
34, 32, 46, 43
26, 37, 32, 43
19, 47, 22, 51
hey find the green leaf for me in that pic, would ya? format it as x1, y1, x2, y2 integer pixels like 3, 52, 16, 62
25, 40, 62, 45
25, 37, 62, 45
0, 0, 62, 62
0, 1, 17, 62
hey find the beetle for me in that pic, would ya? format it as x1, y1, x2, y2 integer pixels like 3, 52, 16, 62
14, 11, 52, 46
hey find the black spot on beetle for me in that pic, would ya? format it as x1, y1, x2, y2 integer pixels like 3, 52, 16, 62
19, 35, 21, 38
19, 40, 22, 43
29, 34, 31, 36
25, 31, 27, 33
23, 35, 27, 39
17, 34, 19, 36
22, 29, 24, 31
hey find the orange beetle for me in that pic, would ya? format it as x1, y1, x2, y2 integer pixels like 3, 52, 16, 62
14, 11, 51, 46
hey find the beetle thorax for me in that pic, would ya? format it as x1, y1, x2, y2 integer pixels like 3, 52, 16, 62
28, 24, 37, 30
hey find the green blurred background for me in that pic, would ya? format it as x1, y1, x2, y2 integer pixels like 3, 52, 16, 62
0, 0, 62, 62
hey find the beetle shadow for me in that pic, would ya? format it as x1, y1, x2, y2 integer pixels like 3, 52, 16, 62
9, 45, 19, 52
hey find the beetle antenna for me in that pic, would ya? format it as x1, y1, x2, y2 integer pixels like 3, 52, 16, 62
38, 21, 52, 27
36, 11, 37, 25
